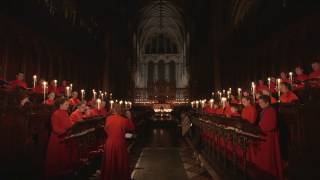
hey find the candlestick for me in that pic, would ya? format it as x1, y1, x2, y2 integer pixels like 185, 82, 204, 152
209, 99, 214, 108
97, 99, 101, 110
66, 86, 70, 97
93, 90, 97, 100
238, 88, 242, 100
110, 100, 114, 109
81, 89, 85, 101
33, 75, 37, 88
251, 82, 256, 102
289, 72, 293, 86
218, 91, 222, 99
201, 100, 205, 108
53, 80, 58, 88
42, 81, 47, 103
221, 97, 227, 108
227, 90, 231, 99
277, 78, 281, 101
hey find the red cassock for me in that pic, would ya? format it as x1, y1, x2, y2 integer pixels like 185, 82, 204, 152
241, 105, 257, 124
57, 85, 67, 94
224, 106, 232, 117
45, 99, 55, 105
203, 106, 216, 114
101, 115, 135, 180
215, 108, 225, 115
33, 85, 44, 94
256, 85, 269, 92
279, 91, 298, 103
10, 80, 27, 89
308, 70, 320, 79
70, 109, 85, 123
255, 106, 283, 180
294, 74, 308, 90
271, 96, 277, 104
49, 86, 61, 96
270, 82, 277, 93
69, 98, 81, 106
45, 109, 76, 178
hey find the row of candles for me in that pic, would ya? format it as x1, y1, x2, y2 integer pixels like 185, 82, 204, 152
32, 75, 114, 103
192, 72, 294, 108
191, 97, 227, 109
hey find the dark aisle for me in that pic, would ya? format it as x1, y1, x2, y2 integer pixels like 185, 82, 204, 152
131, 121, 212, 180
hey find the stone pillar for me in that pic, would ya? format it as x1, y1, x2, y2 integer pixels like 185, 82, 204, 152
154, 63, 158, 82
165, 63, 170, 82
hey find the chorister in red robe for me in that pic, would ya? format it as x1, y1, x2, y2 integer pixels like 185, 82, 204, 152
101, 112, 135, 180
70, 109, 85, 123
241, 104, 257, 123
69, 97, 81, 106
45, 103, 76, 179
45, 99, 55, 105
308, 70, 320, 79
280, 91, 298, 103
254, 104, 283, 180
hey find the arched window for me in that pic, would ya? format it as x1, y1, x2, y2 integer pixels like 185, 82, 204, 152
145, 34, 178, 54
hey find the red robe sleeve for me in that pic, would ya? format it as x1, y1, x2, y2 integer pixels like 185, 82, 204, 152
259, 107, 276, 132
241, 105, 257, 123
51, 110, 73, 135
70, 110, 83, 123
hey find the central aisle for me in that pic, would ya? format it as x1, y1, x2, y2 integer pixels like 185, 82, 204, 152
131, 122, 212, 180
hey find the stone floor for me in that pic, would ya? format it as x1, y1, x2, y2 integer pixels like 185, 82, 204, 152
131, 122, 212, 180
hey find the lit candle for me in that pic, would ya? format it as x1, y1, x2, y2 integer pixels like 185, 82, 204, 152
238, 88, 242, 100
191, 101, 194, 108
81, 89, 85, 101
229, 88, 232, 94
195, 100, 199, 109
218, 91, 222, 99
221, 97, 227, 108
97, 98, 101, 110
53, 80, 58, 88
289, 72, 293, 86
227, 90, 231, 98
70, 83, 73, 91
66, 86, 70, 97
33, 75, 37, 88
277, 78, 281, 100
42, 81, 47, 103
222, 89, 226, 95
251, 82, 256, 95
201, 100, 205, 108
93, 90, 97, 100
129, 102, 132, 109
110, 93, 113, 99
209, 99, 214, 108
101, 93, 104, 99
110, 100, 114, 109
251, 82, 256, 102
211, 92, 215, 97
268, 77, 271, 90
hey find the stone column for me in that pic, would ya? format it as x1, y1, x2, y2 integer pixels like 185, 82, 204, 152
154, 63, 158, 82
165, 63, 170, 82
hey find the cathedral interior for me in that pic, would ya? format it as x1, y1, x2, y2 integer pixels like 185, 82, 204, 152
1, 0, 320, 180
